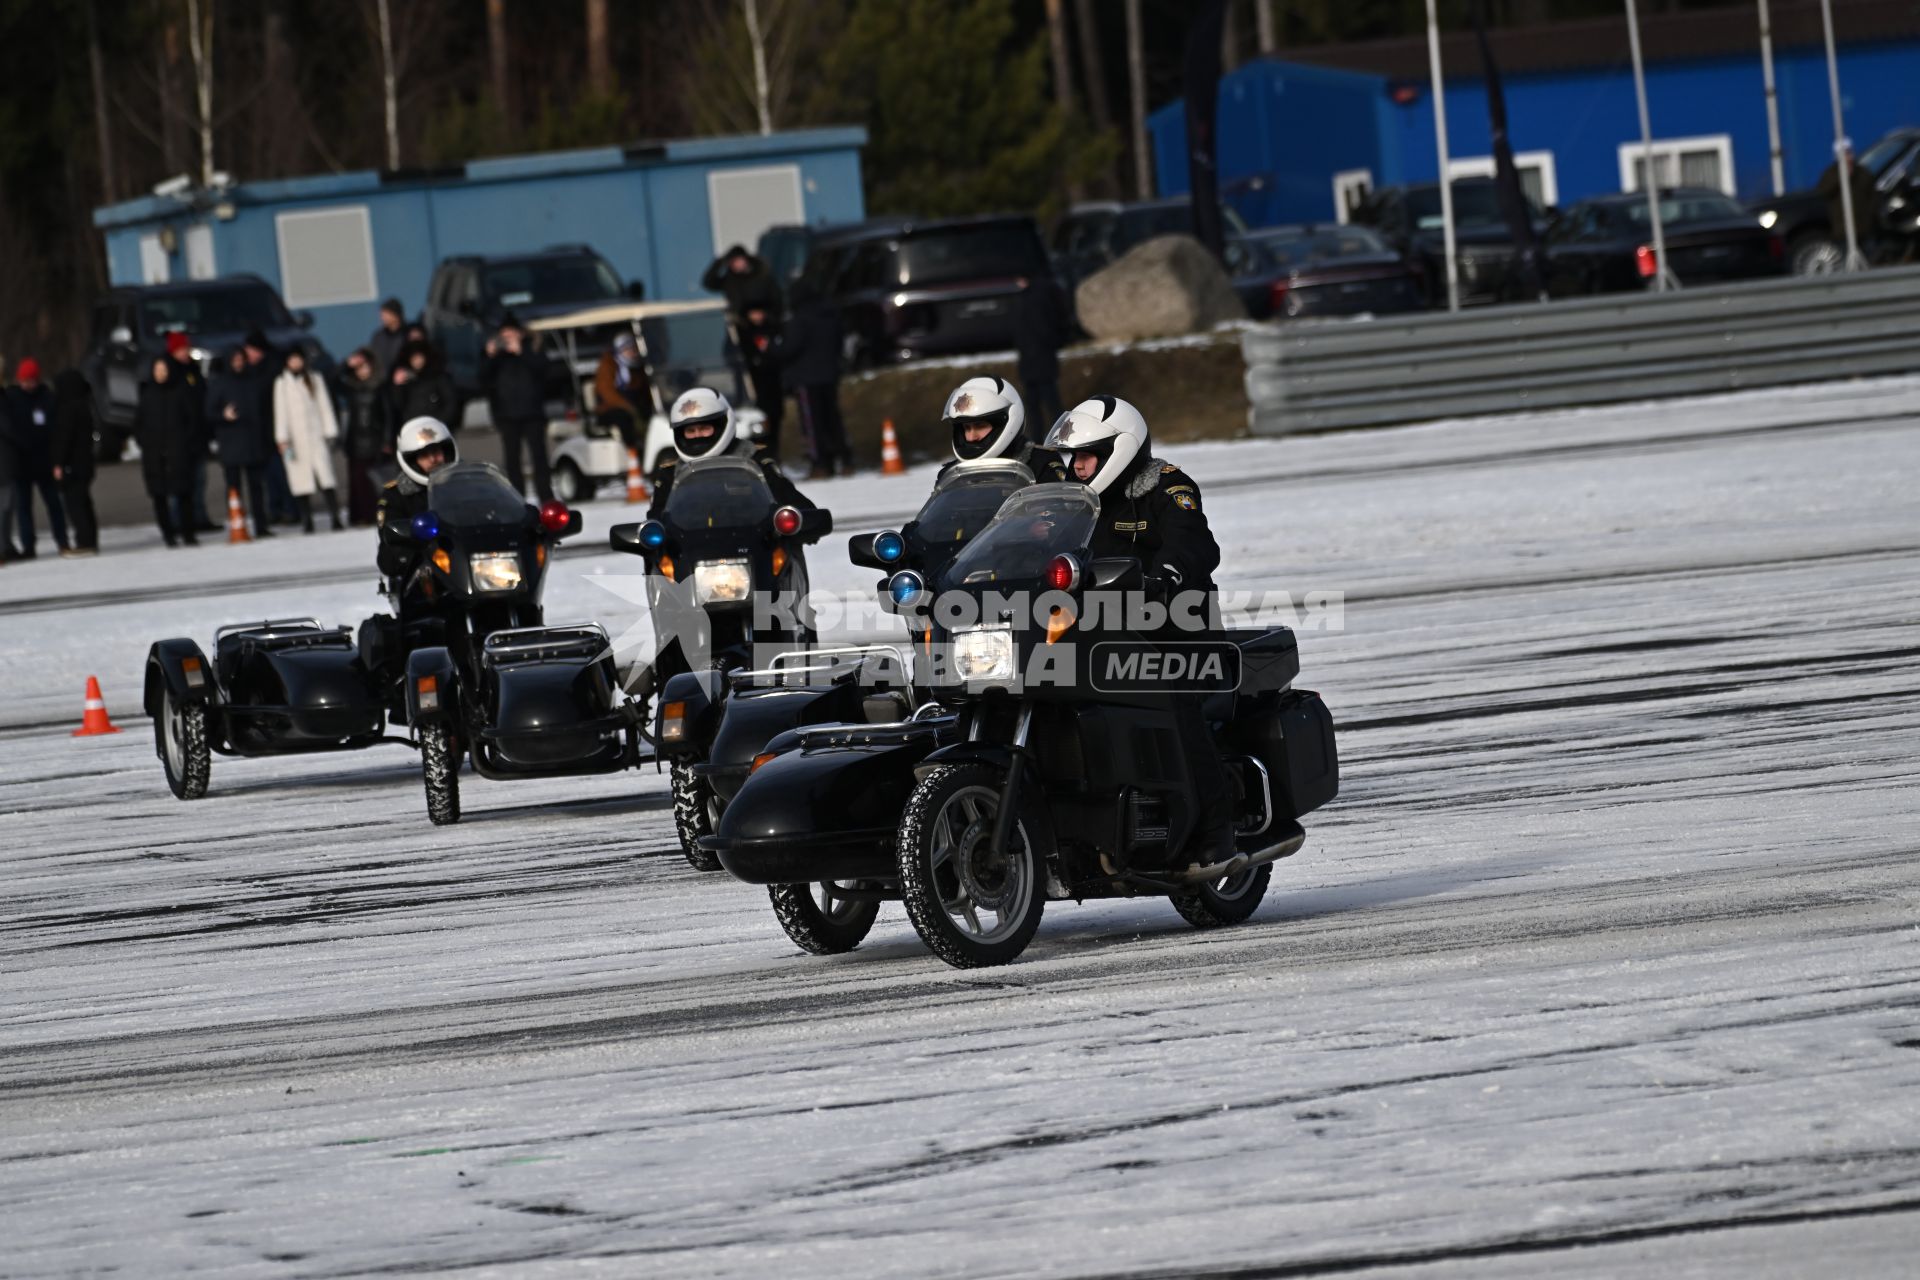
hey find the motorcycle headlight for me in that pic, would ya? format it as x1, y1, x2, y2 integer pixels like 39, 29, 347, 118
469, 552, 524, 592
1758, 209, 1779, 230
953, 625, 1016, 687
693, 558, 753, 604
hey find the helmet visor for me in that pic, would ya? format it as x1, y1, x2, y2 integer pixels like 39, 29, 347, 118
946, 408, 1011, 460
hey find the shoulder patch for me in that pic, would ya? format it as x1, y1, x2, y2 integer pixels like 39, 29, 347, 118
1172, 492, 1198, 511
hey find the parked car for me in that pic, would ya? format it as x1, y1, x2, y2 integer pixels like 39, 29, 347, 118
422, 245, 644, 405
1545, 189, 1785, 295
801, 216, 1056, 368
1749, 126, 1920, 274
1231, 224, 1424, 320
1352, 177, 1544, 306
1050, 196, 1252, 297
81, 275, 327, 454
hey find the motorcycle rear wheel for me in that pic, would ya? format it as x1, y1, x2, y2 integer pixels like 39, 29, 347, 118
421, 724, 462, 826
157, 691, 211, 801
769, 881, 881, 955
897, 764, 1046, 968
671, 758, 722, 870
1170, 862, 1271, 928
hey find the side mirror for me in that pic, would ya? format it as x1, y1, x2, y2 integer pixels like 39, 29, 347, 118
847, 532, 883, 569
806, 508, 833, 539
609, 522, 645, 553
627, 280, 647, 301
294, 310, 315, 329
1089, 557, 1143, 590
564, 510, 583, 537
110, 325, 133, 346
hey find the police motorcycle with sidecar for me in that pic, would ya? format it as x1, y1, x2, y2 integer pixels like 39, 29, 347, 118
393, 460, 645, 824
703, 481, 1339, 967
606, 390, 832, 866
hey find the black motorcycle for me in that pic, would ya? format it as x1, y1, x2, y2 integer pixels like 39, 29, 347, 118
649, 459, 1040, 874
706, 481, 1339, 967
608, 453, 831, 866
397, 461, 642, 824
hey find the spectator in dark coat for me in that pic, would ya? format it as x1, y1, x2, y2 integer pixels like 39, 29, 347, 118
736, 302, 785, 460
6, 358, 70, 557
48, 369, 100, 556
368, 298, 409, 378
336, 348, 388, 526
0, 376, 17, 562
1011, 278, 1070, 438
701, 245, 782, 316
774, 285, 851, 478
136, 357, 201, 547
482, 317, 552, 499
210, 347, 275, 538
385, 338, 459, 430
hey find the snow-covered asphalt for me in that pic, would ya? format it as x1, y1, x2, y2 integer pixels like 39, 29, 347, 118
2, 379, 1917, 1276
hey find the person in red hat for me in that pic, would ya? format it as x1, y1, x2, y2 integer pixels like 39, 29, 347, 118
4, 357, 70, 558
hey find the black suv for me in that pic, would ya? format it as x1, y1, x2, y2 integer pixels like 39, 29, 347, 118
81, 275, 324, 442
1354, 177, 1546, 307
1747, 126, 1920, 274
798, 216, 1054, 368
422, 245, 644, 399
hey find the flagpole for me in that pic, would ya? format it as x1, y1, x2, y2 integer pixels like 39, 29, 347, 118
1424, 0, 1459, 312
1624, 0, 1678, 291
1819, 0, 1866, 270
1758, 0, 1785, 196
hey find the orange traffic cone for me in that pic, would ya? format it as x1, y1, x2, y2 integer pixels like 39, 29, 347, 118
880, 418, 906, 476
225, 486, 252, 544
625, 448, 650, 503
73, 676, 122, 737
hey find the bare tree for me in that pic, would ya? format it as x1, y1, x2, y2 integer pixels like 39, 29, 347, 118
1043, 0, 1082, 201
487, 0, 512, 120
85, 0, 118, 201
1071, 0, 1113, 134
1125, 0, 1150, 198
375, 0, 399, 168
186, 0, 216, 185
1255, 0, 1277, 53
586, 0, 612, 98
742, 0, 773, 134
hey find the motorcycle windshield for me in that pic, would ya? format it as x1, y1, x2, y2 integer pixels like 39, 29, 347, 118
940, 482, 1099, 590
911, 461, 1036, 549
427, 462, 529, 531
664, 455, 776, 531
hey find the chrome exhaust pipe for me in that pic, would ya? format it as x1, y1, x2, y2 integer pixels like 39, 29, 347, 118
1178, 830, 1305, 885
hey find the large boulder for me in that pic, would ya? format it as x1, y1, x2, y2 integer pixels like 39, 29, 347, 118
1074, 233, 1248, 342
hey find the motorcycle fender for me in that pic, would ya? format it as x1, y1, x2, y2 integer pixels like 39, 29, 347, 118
656, 668, 727, 756
914, 741, 1019, 781
405, 647, 459, 726
144, 639, 219, 715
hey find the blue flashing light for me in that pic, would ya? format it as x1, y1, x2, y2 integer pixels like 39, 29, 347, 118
874, 529, 905, 563
639, 521, 667, 549
411, 512, 440, 541
888, 570, 926, 607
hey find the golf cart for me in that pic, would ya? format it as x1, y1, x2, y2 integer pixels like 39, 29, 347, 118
528, 300, 769, 503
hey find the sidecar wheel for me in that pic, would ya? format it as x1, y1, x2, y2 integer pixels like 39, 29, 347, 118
1170, 862, 1271, 928
671, 758, 722, 870
421, 724, 462, 826
896, 764, 1047, 969
157, 691, 211, 801
769, 881, 881, 955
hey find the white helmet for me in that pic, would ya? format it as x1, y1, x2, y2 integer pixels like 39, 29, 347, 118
942, 375, 1026, 463
670, 386, 736, 461
396, 416, 457, 486
1044, 395, 1148, 495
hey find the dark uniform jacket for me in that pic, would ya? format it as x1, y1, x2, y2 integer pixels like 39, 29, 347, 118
374, 475, 432, 582
1086, 456, 1219, 594
134, 376, 202, 494
645, 440, 815, 524
49, 371, 98, 482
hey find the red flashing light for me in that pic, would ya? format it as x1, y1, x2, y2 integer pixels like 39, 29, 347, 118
773, 506, 803, 537
539, 500, 571, 533
1045, 553, 1080, 592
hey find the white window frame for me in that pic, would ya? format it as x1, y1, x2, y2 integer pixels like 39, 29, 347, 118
1616, 134, 1736, 196
185, 223, 217, 280
1332, 168, 1374, 224
138, 233, 170, 285
1447, 151, 1560, 207
274, 204, 379, 309
706, 164, 805, 258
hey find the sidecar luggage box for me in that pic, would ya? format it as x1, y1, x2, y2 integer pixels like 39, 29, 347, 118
214, 620, 384, 747
479, 625, 629, 770
1227, 627, 1300, 695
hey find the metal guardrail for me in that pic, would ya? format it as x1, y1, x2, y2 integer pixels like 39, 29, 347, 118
1241, 265, 1920, 435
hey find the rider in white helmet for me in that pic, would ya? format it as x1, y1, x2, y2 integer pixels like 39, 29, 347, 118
1044, 395, 1232, 868
938, 375, 1065, 480
647, 386, 814, 520
375, 416, 459, 580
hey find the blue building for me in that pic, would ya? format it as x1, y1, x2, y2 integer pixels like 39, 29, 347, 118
92, 127, 867, 360
1150, 1, 1920, 226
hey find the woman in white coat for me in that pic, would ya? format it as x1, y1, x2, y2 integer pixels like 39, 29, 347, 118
273, 349, 344, 532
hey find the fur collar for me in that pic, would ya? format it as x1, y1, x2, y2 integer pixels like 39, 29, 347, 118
1123, 455, 1165, 499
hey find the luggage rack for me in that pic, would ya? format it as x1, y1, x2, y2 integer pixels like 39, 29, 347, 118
481, 624, 612, 667
214, 618, 354, 653
731, 644, 911, 690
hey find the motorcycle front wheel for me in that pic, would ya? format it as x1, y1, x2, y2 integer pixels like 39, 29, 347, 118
670, 758, 722, 870
896, 763, 1047, 969
769, 881, 881, 955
